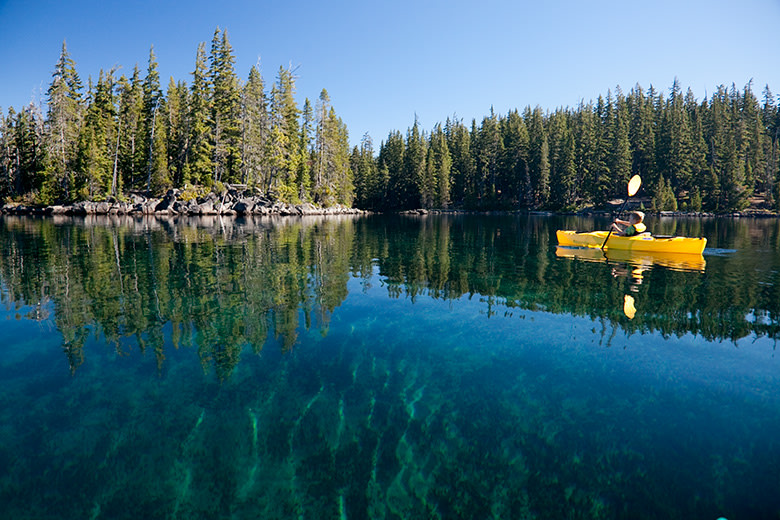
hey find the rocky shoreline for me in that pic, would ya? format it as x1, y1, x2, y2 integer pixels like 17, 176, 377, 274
399, 207, 780, 218
3, 188, 779, 219
1, 188, 364, 217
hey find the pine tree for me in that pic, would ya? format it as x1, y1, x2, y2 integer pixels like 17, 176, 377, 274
380, 130, 405, 209
298, 98, 314, 200
739, 81, 764, 198
42, 41, 83, 203
500, 109, 529, 207
590, 95, 611, 205
445, 117, 474, 207
658, 79, 692, 199
268, 65, 301, 201
628, 85, 656, 188
141, 47, 169, 194
428, 123, 451, 208
474, 109, 503, 205
573, 101, 598, 205
328, 108, 353, 206
706, 85, 748, 211
6, 104, 46, 198
313, 88, 331, 201
762, 85, 779, 205
75, 70, 116, 198
186, 42, 213, 186
241, 64, 267, 188
548, 110, 576, 209
403, 117, 427, 208
526, 106, 549, 207
166, 78, 189, 187
353, 132, 380, 209
209, 28, 242, 184
610, 88, 632, 191
116, 67, 144, 192
0, 109, 12, 198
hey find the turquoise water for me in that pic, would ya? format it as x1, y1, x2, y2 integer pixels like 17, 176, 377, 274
1, 214, 779, 519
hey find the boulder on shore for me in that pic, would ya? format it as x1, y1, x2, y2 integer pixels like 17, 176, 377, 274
0, 188, 367, 217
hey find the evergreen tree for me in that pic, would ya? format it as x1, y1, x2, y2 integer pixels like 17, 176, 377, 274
573, 101, 598, 206
141, 47, 169, 194
474, 109, 503, 205
42, 41, 83, 202
548, 110, 576, 209
403, 117, 427, 208
0, 109, 12, 198
318, 106, 352, 206
651, 174, 678, 211
526, 106, 549, 207
762, 85, 779, 205
500, 109, 530, 207
186, 42, 213, 186
706, 85, 748, 211
628, 85, 656, 188
380, 130, 405, 209
241, 64, 267, 188
313, 88, 331, 202
739, 81, 764, 198
445, 117, 475, 207
426, 123, 451, 208
166, 78, 189, 187
298, 98, 314, 200
610, 88, 632, 191
75, 70, 116, 198
590, 95, 611, 205
658, 79, 692, 199
268, 65, 301, 201
115, 68, 144, 192
5, 105, 46, 198
353, 132, 381, 209
209, 28, 242, 184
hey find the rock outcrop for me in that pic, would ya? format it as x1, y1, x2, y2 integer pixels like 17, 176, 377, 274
1, 187, 365, 217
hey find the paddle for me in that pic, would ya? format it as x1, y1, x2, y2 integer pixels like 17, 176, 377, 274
601, 175, 642, 250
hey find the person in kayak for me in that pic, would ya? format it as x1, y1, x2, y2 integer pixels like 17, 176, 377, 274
611, 211, 646, 236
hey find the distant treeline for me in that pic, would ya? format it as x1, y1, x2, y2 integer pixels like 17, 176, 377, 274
355, 81, 780, 212
1, 30, 778, 212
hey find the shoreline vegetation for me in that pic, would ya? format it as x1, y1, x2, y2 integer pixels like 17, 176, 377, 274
1, 28, 779, 217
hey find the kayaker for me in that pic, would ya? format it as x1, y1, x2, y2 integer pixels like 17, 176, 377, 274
611, 211, 646, 236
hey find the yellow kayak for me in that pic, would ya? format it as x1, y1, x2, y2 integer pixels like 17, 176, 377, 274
555, 246, 706, 272
556, 230, 707, 255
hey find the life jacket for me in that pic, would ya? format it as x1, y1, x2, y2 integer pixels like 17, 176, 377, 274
625, 222, 647, 236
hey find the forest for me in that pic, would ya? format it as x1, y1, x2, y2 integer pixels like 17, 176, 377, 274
1, 29, 779, 213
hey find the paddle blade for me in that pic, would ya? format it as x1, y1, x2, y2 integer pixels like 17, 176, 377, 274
627, 175, 642, 197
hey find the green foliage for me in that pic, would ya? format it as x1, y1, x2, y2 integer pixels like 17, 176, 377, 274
1, 37, 777, 213
651, 175, 678, 211
689, 187, 703, 211
178, 184, 206, 202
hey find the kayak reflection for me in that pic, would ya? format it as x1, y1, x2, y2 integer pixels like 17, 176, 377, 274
555, 245, 706, 272
555, 245, 706, 320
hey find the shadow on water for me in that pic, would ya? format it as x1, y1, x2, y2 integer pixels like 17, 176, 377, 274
1, 213, 780, 519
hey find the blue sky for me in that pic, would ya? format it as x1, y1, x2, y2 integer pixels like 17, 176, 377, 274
1, 0, 778, 146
